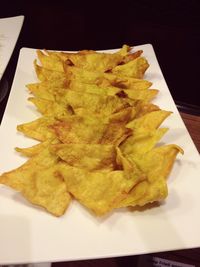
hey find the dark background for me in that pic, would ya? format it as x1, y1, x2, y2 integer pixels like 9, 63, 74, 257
0, 0, 200, 121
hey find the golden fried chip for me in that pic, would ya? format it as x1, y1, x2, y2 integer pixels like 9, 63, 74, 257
59, 44, 131, 72
27, 83, 55, 100
134, 102, 160, 118
48, 44, 129, 64
34, 60, 66, 82
116, 171, 168, 208
107, 76, 152, 90
63, 65, 152, 90
0, 165, 70, 217
15, 138, 59, 158
120, 128, 168, 156
118, 177, 168, 208
54, 45, 143, 74
37, 50, 64, 72
127, 110, 172, 130
17, 117, 56, 141
116, 144, 183, 208
122, 50, 143, 63
108, 76, 152, 90
73, 106, 136, 125
47, 50, 78, 61
117, 145, 183, 208
69, 80, 120, 96
0, 149, 71, 216
29, 84, 135, 116
28, 97, 72, 117
64, 51, 123, 72
108, 107, 136, 124
50, 115, 132, 146
51, 143, 117, 171
135, 177, 168, 206
112, 57, 149, 78
116, 180, 148, 208
115, 44, 131, 57
124, 89, 159, 102
58, 157, 144, 216
28, 81, 122, 107
55, 90, 134, 116
130, 144, 184, 183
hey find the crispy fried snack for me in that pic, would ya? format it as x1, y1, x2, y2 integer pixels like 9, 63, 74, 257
0, 45, 183, 217
0, 148, 71, 216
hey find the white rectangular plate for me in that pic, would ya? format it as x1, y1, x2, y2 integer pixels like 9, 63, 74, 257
0, 15, 24, 80
0, 44, 200, 265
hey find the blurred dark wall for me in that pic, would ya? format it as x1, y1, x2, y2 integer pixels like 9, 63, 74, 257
0, 0, 200, 114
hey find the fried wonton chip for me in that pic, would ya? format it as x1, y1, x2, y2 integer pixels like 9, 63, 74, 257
17, 117, 56, 141
28, 80, 70, 94
135, 177, 168, 206
15, 138, 59, 158
58, 155, 144, 216
51, 115, 132, 146
116, 180, 149, 208
28, 97, 73, 117
122, 50, 143, 63
17, 108, 134, 144
108, 107, 136, 124
112, 57, 149, 78
130, 144, 184, 183
55, 90, 134, 116
0, 149, 71, 216
49, 89, 137, 118
37, 50, 64, 72
63, 64, 152, 90
127, 110, 172, 130
49, 44, 131, 72
28, 80, 154, 104
27, 82, 56, 100
63, 51, 123, 72
117, 145, 183, 208
120, 128, 168, 156
69, 83, 157, 102
48, 45, 140, 66
124, 89, 158, 102
28, 81, 118, 104
34, 60, 66, 82
69, 80, 120, 96
118, 177, 168, 208
134, 102, 160, 118
61, 106, 135, 125
107, 75, 152, 90
115, 44, 131, 57
51, 143, 117, 171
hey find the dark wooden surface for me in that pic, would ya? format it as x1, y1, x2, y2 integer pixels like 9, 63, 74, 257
180, 112, 200, 152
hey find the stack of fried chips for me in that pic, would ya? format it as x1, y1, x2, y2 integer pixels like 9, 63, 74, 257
0, 45, 183, 216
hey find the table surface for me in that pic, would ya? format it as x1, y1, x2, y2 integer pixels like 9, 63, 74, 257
180, 112, 200, 153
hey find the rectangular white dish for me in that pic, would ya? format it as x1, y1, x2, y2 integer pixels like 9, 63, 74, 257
0, 44, 200, 264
